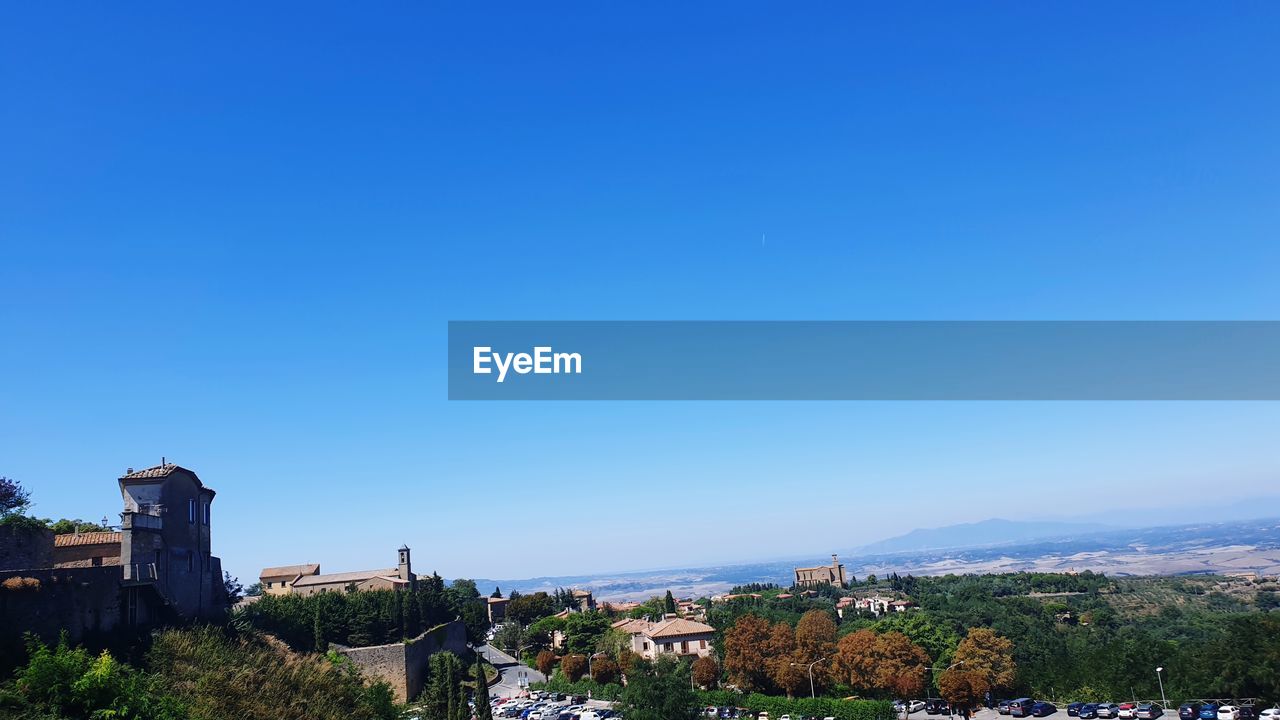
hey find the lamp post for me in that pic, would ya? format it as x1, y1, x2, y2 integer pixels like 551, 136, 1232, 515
790, 656, 827, 699
926, 661, 966, 720
1155, 667, 1168, 708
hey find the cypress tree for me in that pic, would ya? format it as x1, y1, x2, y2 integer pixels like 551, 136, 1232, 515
313, 608, 327, 652
474, 652, 494, 720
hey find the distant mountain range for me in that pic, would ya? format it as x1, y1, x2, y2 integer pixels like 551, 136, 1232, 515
853, 518, 1114, 555
472, 513, 1280, 602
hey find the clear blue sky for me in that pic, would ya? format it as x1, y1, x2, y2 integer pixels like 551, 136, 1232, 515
2, 3, 1279, 587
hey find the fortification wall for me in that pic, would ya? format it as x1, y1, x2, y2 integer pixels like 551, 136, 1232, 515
0, 525, 55, 571
337, 620, 468, 703
0, 566, 123, 642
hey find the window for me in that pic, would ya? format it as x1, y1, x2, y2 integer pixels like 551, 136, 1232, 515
700, 640, 706, 649
681, 641, 688, 653
92, 557, 102, 567
642, 642, 649, 651
663, 643, 673, 652
187, 552, 194, 572
202, 501, 210, 525
188, 499, 196, 523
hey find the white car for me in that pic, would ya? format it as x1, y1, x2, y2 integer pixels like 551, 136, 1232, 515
1218, 708, 1240, 720
780, 715, 792, 720
909, 702, 927, 714
1258, 710, 1280, 720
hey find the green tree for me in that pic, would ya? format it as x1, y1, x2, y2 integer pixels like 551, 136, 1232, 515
0, 476, 31, 517
616, 657, 699, 720
664, 590, 678, 615
474, 653, 494, 720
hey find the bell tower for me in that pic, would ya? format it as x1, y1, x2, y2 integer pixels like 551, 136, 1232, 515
397, 545, 412, 583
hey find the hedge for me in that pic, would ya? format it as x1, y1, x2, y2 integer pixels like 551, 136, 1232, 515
530, 675, 624, 701
696, 691, 895, 720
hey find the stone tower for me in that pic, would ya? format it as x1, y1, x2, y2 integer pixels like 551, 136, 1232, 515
397, 545, 412, 583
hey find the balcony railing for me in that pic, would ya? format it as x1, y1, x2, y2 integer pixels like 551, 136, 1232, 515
122, 512, 163, 531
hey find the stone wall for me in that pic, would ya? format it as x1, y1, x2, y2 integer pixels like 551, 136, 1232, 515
0, 566, 123, 642
0, 525, 55, 571
336, 620, 468, 703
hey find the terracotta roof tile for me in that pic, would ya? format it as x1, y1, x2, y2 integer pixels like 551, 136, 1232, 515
259, 563, 321, 580
646, 618, 714, 639
54, 532, 122, 547
292, 568, 398, 587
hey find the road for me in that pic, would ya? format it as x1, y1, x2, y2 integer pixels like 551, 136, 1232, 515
477, 644, 545, 699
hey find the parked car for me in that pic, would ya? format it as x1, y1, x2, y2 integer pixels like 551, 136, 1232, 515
779, 715, 792, 720
909, 702, 927, 714
1032, 702, 1058, 717
1136, 704, 1164, 719
1219, 707, 1241, 720
1239, 708, 1257, 720
1180, 705, 1202, 720
1098, 704, 1120, 718
1080, 705, 1100, 719
926, 700, 950, 715
999, 702, 1012, 715
1200, 706, 1221, 720
1013, 700, 1041, 718
1069, 703, 1085, 717
1258, 710, 1280, 720
1119, 704, 1138, 719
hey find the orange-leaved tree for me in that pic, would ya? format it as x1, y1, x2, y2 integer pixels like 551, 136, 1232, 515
952, 628, 1016, 693
723, 614, 773, 692
692, 655, 720, 689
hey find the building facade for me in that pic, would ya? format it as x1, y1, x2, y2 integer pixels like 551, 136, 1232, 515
0, 462, 227, 644
259, 545, 417, 596
793, 554, 847, 588
611, 617, 716, 659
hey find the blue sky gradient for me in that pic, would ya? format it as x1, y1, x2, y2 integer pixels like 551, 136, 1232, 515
2, 3, 1279, 584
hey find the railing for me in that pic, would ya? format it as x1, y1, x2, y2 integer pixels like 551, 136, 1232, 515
123, 562, 158, 582
122, 512, 163, 531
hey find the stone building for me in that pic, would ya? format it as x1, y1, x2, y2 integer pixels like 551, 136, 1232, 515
793, 554, 847, 588
259, 545, 417, 596
0, 462, 227, 643
258, 563, 320, 595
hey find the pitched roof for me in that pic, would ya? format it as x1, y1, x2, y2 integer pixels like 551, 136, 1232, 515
121, 464, 182, 479
291, 568, 398, 587
54, 532, 122, 547
645, 618, 714, 639
119, 464, 215, 495
259, 563, 320, 580
611, 618, 652, 634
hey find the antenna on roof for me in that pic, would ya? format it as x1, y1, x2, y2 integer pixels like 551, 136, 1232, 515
162, 456, 166, 465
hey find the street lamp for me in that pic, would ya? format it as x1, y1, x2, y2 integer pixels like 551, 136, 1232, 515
790, 656, 827, 699
1155, 667, 1168, 708
925, 661, 966, 720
